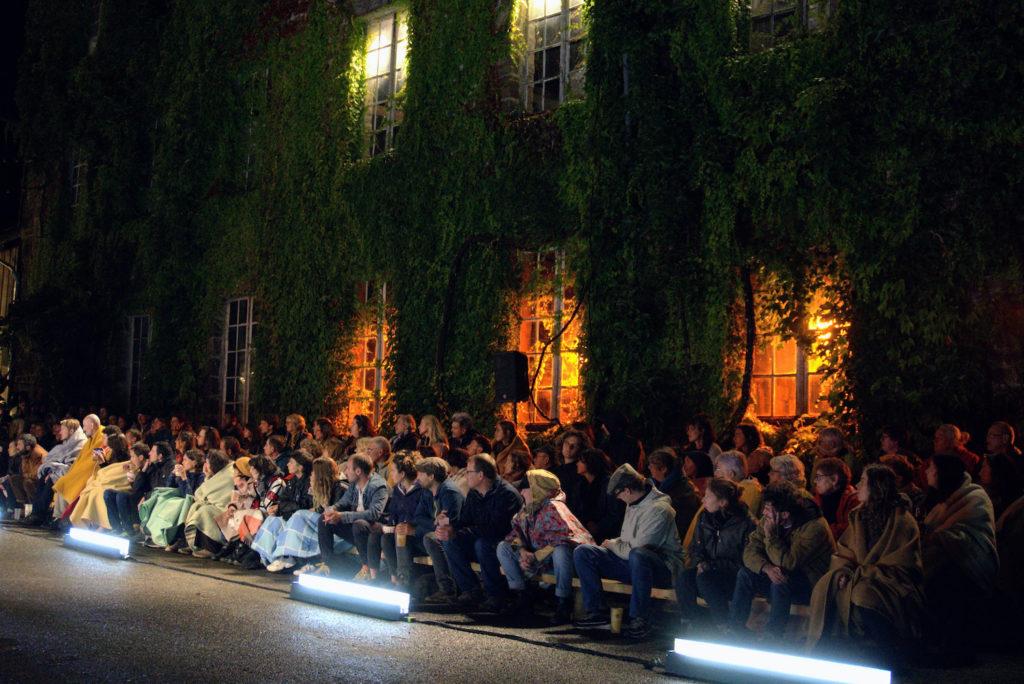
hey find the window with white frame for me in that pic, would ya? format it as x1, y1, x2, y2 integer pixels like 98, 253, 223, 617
749, 0, 832, 51
523, 0, 585, 113
127, 315, 150, 414
513, 250, 583, 425
364, 9, 409, 157
70, 152, 88, 208
346, 282, 388, 428
222, 297, 256, 423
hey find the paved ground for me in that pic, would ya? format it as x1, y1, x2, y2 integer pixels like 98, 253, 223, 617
1, 523, 1021, 683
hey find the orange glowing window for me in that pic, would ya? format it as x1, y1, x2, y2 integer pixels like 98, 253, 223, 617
512, 250, 583, 426
344, 282, 388, 429
751, 296, 834, 419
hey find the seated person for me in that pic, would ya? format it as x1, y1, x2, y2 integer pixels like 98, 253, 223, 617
730, 481, 835, 638
413, 457, 466, 602
211, 457, 258, 561
497, 469, 593, 624
69, 432, 132, 529
677, 478, 755, 629
531, 444, 561, 472
811, 457, 859, 540
493, 420, 532, 484
263, 435, 289, 474
880, 454, 926, 519
270, 457, 348, 576
574, 463, 682, 639
769, 453, 807, 489
574, 448, 625, 543
682, 450, 715, 497
182, 450, 239, 557
317, 453, 389, 579
978, 451, 1024, 520
10, 434, 47, 510
374, 451, 430, 588
920, 454, 997, 666
714, 449, 762, 514
807, 464, 924, 667
29, 418, 88, 525
106, 441, 175, 537
435, 453, 522, 611
648, 447, 701, 541
251, 449, 314, 572
140, 448, 210, 549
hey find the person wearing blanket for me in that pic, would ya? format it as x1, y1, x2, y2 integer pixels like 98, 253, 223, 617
807, 464, 924, 667
52, 414, 106, 520
216, 456, 286, 568
183, 450, 237, 557
244, 450, 313, 571
69, 432, 132, 529
918, 454, 998, 666
140, 449, 212, 549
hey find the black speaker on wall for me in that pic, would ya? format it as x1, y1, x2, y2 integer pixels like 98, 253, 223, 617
494, 351, 530, 403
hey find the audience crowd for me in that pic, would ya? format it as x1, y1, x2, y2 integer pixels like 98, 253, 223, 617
3, 400, 1023, 669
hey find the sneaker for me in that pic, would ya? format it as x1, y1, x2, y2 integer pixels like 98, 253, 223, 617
352, 566, 372, 582
455, 589, 483, 607
266, 558, 296, 573
479, 595, 507, 613
575, 611, 611, 629
623, 616, 652, 640
192, 548, 215, 559
295, 562, 331, 577
165, 540, 183, 552
144, 538, 164, 549
550, 596, 574, 626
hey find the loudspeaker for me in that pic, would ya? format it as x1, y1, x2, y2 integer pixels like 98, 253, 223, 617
494, 351, 530, 403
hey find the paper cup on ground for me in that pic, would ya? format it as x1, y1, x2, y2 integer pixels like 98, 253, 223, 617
610, 607, 624, 634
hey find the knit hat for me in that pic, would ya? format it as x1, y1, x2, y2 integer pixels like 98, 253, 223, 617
525, 469, 560, 515
607, 463, 644, 496
233, 456, 252, 478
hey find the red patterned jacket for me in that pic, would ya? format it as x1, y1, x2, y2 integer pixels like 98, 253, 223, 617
505, 491, 594, 550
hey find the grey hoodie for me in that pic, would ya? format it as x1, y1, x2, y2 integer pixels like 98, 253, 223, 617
40, 427, 88, 468
605, 482, 682, 563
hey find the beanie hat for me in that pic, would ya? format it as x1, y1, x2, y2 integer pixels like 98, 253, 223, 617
525, 469, 561, 515
233, 456, 252, 478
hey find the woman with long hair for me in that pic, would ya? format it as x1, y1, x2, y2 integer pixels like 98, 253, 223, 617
573, 448, 624, 543
197, 426, 222, 454
417, 415, 449, 460
492, 419, 532, 483
808, 465, 924, 666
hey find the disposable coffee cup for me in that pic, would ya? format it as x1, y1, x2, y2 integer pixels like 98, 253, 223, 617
610, 607, 624, 634
396, 530, 407, 548
24, 504, 32, 516
382, 525, 395, 534
13, 508, 22, 521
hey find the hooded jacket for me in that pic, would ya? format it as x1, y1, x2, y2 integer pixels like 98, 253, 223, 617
604, 482, 682, 563
743, 494, 835, 587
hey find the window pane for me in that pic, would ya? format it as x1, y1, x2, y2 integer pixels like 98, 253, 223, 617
544, 15, 562, 47
773, 337, 797, 375
532, 82, 546, 112
544, 47, 560, 78
545, 0, 561, 17
773, 376, 797, 416
529, 0, 546, 19
808, 373, 832, 415
560, 351, 579, 389
753, 344, 772, 375
751, 376, 772, 416
531, 21, 545, 54
535, 389, 552, 417
533, 50, 544, 83
559, 386, 582, 423
544, 77, 560, 107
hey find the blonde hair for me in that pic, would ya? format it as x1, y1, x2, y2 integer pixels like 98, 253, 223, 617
419, 415, 447, 446
61, 418, 81, 433
286, 413, 307, 431
311, 457, 340, 510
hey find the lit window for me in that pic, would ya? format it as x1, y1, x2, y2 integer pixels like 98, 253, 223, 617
523, 0, 586, 112
751, 302, 834, 419
749, 0, 832, 52
127, 315, 150, 414
70, 152, 88, 208
513, 250, 583, 425
346, 282, 388, 429
222, 297, 256, 423
364, 10, 409, 157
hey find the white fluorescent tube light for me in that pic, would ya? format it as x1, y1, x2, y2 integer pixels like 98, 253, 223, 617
65, 527, 131, 559
291, 574, 410, 620
668, 638, 891, 684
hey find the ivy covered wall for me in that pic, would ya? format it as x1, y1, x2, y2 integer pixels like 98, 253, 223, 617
12, 0, 1024, 449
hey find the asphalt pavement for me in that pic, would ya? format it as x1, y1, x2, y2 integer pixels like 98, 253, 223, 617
2, 524, 1022, 683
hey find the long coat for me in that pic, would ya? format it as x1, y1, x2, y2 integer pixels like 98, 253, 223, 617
807, 506, 925, 649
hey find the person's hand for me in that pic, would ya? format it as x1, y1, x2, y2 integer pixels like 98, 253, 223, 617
436, 512, 449, 528
323, 508, 340, 524
761, 511, 777, 537
267, 504, 279, 516
395, 522, 411, 536
434, 523, 451, 542
519, 548, 536, 569
600, 539, 615, 549
764, 564, 787, 585
837, 574, 849, 590
697, 562, 709, 575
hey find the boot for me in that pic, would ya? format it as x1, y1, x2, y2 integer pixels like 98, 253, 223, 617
239, 548, 263, 570
500, 589, 533, 617
214, 540, 240, 562
550, 595, 573, 626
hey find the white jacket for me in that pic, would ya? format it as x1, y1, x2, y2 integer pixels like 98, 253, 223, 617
605, 483, 682, 562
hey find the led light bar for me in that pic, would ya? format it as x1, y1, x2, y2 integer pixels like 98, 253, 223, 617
290, 573, 410, 621
666, 638, 891, 684
64, 527, 131, 559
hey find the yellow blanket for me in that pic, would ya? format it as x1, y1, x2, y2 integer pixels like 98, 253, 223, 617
69, 462, 133, 529
53, 430, 106, 504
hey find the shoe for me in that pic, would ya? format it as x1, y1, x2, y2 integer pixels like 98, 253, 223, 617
238, 549, 263, 570
499, 590, 532, 616
213, 540, 239, 562
455, 589, 483, 607
575, 611, 611, 629
165, 540, 184, 552
192, 548, 215, 559
623, 616, 652, 640
144, 538, 164, 549
424, 590, 457, 604
352, 566, 372, 582
266, 558, 296, 573
295, 562, 331, 577
479, 595, 508, 613
550, 596, 574, 626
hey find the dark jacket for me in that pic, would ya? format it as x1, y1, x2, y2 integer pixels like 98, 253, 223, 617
390, 431, 419, 453
385, 480, 428, 526
449, 429, 479, 452
314, 480, 349, 513
654, 468, 702, 539
172, 471, 204, 497
743, 495, 835, 587
573, 473, 625, 543
453, 476, 523, 543
132, 457, 176, 500
688, 502, 756, 573
336, 472, 389, 524
413, 478, 465, 537
276, 474, 312, 520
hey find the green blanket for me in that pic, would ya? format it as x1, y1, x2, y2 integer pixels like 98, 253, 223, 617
184, 466, 235, 549
140, 487, 194, 547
